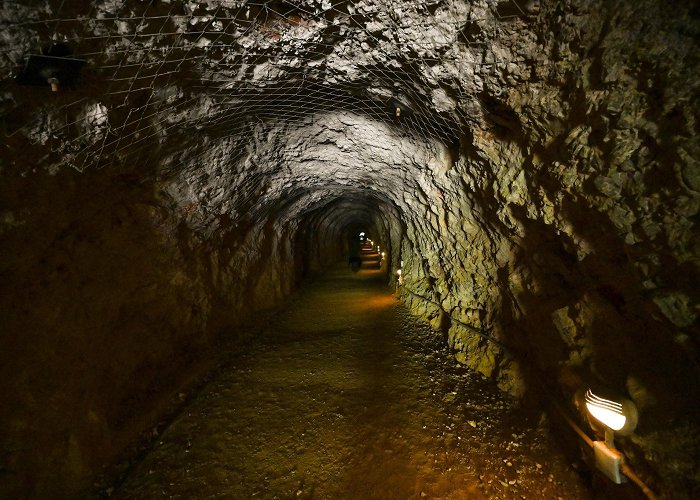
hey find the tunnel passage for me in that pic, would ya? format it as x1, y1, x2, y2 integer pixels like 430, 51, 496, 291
113, 254, 594, 499
1, 0, 699, 498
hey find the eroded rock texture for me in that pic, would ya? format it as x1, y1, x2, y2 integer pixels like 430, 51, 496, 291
1, 0, 698, 498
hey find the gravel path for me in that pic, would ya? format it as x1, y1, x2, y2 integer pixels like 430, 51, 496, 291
115, 251, 592, 499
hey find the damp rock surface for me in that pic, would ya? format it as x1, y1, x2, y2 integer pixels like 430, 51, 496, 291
115, 260, 592, 500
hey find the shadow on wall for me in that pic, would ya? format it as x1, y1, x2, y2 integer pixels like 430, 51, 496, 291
0, 167, 214, 498
0, 166, 301, 498
493, 200, 700, 497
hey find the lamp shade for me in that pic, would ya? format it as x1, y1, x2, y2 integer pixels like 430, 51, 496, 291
584, 389, 638, 435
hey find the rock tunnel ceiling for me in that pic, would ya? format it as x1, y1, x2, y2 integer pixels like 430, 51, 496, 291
1, 0, 700, 498
2, 0, 475, 222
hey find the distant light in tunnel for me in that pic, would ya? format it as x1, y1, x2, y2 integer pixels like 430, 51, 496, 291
396, 267, 404, 287
381, 252, 385, 258
359, 232, 365, 237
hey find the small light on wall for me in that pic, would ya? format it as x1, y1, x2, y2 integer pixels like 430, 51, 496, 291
381, 252, 385, 258
582, 389, 639, 485
17, 50, 86, 91
47, 76, 59, 92
585, 389, 637, 435
396, 269, 402, 276
586, 391, 625, 431
395, 106, 401, 117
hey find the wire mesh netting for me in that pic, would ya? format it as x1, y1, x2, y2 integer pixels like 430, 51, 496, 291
1, 0, 531, 172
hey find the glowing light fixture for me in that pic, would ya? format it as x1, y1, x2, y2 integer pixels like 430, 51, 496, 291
48, 77, 59, 91
381, 252, 385, 258
17, 49, 86, 92
582, 388, 639, 485
584, 389, 637, 435
395, 266, 404, 289
585, 390, 626, 431
359, 232, 365, 237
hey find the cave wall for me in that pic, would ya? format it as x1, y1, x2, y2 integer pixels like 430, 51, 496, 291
393, 0, 700, 495
0, 163, 320, 497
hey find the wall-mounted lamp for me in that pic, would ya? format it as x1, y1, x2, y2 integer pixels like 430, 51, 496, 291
582, 389, 638, 484
585, 390, 637, 435
17, 50, 86, 92
47, 76, 59, 92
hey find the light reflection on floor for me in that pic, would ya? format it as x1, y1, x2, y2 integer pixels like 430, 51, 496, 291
114, 251, 592, 499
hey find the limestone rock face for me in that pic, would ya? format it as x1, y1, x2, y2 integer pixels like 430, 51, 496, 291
1, 0, 698, 498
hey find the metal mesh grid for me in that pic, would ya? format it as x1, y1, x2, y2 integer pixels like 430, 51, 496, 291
1, 0, 531, 172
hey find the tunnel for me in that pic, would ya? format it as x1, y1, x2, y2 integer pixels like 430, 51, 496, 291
0, 0, 699, 498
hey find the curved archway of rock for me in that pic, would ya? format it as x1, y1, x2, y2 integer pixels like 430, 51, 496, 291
1, 0, 698, 498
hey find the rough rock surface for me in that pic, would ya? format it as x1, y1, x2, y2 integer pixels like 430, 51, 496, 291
0, 0, 698, 498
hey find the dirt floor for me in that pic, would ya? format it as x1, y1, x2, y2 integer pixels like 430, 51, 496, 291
114, 247, 593, 499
